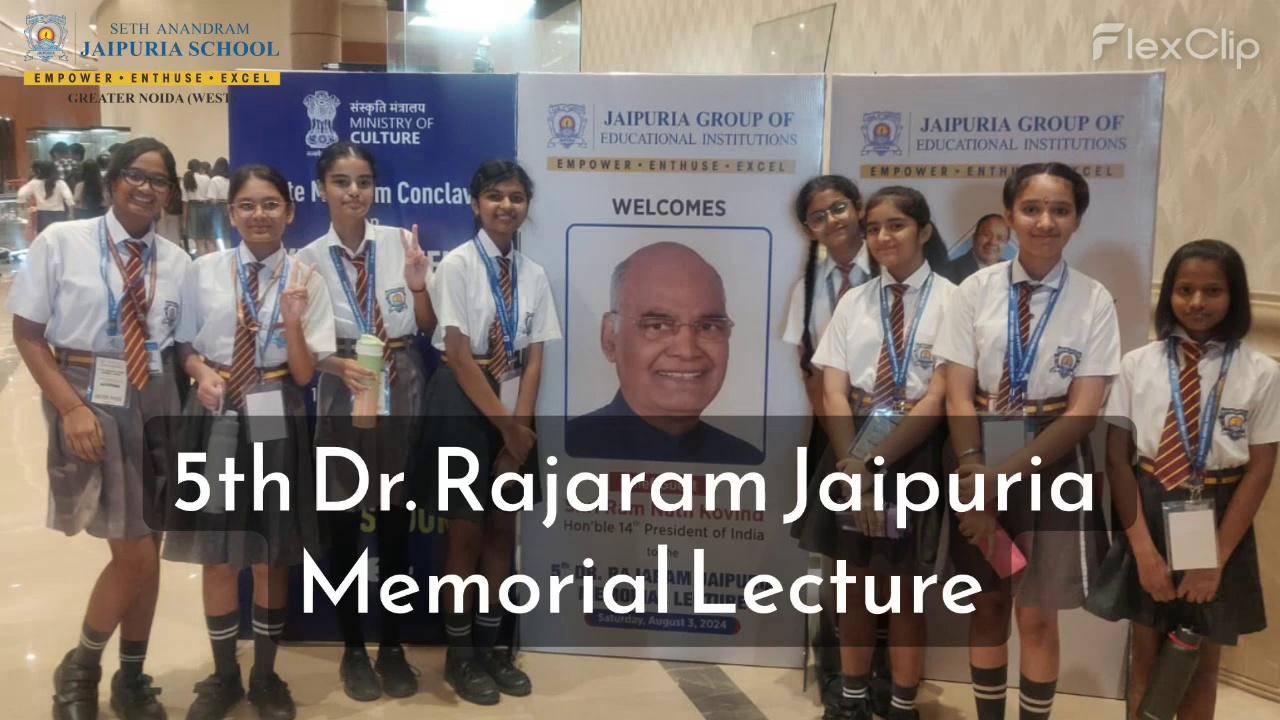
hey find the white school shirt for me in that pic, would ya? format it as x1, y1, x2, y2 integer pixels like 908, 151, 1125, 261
176, 244, 336, 366
782, 242, 872, 346
934, 258, 1121, 399
17, 178, 74, 211
181, 173, 211, 202
429, 229, 562, 354
7, 209, 190, 351
1105, 333, 1280, 469
812, 262, 956, 401
300, 221, 426, 341
206, 175, 229, 202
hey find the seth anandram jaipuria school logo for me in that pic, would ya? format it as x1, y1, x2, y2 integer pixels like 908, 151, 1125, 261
547, 103, 588, 149
304, 90, 342, 150
24, 14, 71, 62
861, 111, 903, 156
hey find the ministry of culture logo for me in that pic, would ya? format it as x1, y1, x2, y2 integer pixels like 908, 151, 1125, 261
24, 14, 70, 62
1219, 408, 1248, 440
304, 91, 341, 150
861, 111, 903, 157
547, 104, 588, 149
1051, 346, 1082, 378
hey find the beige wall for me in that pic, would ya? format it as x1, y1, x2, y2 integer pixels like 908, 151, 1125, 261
584, 0, 1280, 699
93, 0, 293, 167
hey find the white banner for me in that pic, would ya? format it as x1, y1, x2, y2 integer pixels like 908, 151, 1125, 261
830, 71, 1165, 699
518, 73, 825, 666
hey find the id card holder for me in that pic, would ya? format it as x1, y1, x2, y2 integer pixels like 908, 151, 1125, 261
1163, 498, 1218, 571
499, 371, 521, 413
203, 412, 240, 514
89, 355, 129, 408
848, 407, 902, 461
981, 417, 1033, 469
146, 341, 163, 376
243, 383, 289, 443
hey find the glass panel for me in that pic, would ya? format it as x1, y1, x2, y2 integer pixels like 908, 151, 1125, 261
389, 0, 580, 73
749, 4, 836, 74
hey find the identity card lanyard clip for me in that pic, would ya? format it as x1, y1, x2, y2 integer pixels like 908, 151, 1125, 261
880, 272, 934, 413
1168, 337, 1235, 503
1006, 263, 1068, 408
474, 235, 519, 372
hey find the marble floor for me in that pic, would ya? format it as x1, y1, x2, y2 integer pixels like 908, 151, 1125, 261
0, 270, 1275, 719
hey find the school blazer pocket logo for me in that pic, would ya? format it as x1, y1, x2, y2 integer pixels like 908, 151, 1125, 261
1219, 408, 1248, 441
1050, 346, 1082, 378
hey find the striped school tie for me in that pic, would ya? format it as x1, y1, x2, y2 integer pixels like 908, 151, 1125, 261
1153, 340, 1206, 490
834, 261, 856, 300
484, 256, 514, 381
347, 249, 396, 385
226, 262, 262, 410
871, 283, 907, 408
996, 281, 1035, 413
121, 240, 150, 391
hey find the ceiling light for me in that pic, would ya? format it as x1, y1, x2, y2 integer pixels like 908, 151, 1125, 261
409, 0, 533, 31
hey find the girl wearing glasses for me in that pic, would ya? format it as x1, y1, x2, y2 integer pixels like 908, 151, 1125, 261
805, 186, 953, 720
419, 159, 560, 706
933, 163, 1120, 720
10, 137, 188, 720
165, 164, 335, 720
784, 174, 873, 712
299, 141, 434, 703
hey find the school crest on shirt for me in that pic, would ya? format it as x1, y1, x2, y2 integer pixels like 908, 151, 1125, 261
914, 343, 935, 370
385, 287, 408, 313
1218, 408, 1248, 440
1050, 346, 1082, 378
163, 300, 180, 328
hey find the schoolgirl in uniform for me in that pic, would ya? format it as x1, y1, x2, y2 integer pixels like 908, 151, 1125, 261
422, 159, 560, 706
807, 186, 953, 720
783, 173, 872, 709
181, 160, 213, 256
166, 165, 335, 720
17, 160, 75, 232
300, 141, 435, 702
10, 137, 188, 720
207, 158, 230, 250
933, 162, 1121, 720
1096, 239, 1276, 719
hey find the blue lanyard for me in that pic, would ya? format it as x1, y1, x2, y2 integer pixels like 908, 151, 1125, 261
878, 272, 935, 406
1166, 337, 1235, 490
473, 235, 518, 359
98, 218, 154, 337
235, 253, 289, 363
329, 243, 377, 335
1006, 262, 1068, 401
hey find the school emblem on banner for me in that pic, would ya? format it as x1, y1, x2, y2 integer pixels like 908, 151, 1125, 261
1219, 408, 1248, 440
914, 343, 935, 370
861, 111, 903, 156
385, 287, 408, 313
303, 91, 342, 150
24, 14, 70, 62
547, 104, 588, 148
1051, 346, 1082, 377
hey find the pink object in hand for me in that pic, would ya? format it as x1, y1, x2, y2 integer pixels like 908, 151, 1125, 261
984, 526, 1027, 578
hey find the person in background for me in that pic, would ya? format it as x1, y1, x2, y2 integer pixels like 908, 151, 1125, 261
940, 214, 1010, 285
181, 160, 214, 255
207, 158, 230, 251
51, 141, 77, 182
74, 160, 108, 219
18, 160, 75, 232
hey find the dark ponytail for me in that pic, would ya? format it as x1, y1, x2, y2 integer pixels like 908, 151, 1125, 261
799, 239, 820, 376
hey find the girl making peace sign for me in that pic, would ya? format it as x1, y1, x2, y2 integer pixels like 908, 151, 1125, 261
166, 164, 336, 720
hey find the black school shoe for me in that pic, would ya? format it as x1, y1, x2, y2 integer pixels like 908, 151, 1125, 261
110, 671, 166, 719
822, 697, 873, 720
444, 652, 500, 706
246, 670, 295, 720
52, 650, 101, 720
185, 670, 244, 720
339, 648, 382, 702
477, 649, 531, 697
374, 645, 419, 698
886, 707, 920, 720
